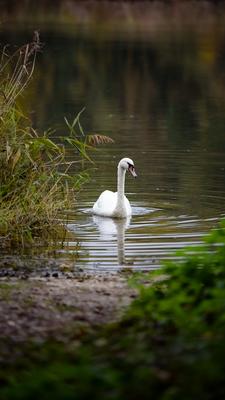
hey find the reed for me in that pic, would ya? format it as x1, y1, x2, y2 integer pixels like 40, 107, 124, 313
0, 34, 112, 246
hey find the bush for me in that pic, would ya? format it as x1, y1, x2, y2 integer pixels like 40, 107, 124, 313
107, 220, 225, 400
1, 221, 225, 399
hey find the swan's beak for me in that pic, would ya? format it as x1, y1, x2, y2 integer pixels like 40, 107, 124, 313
128, 166, 137, 178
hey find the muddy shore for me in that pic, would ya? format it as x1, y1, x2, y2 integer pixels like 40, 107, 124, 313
0, 274, 137, 361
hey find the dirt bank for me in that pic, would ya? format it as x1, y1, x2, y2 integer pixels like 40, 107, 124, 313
0, 274, 136, 361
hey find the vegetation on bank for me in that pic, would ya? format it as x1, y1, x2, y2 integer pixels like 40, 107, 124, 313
0, 35, 112, 245
1, 221, 225, 399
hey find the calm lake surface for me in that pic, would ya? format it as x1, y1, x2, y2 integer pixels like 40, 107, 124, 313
1, 2, 225, 272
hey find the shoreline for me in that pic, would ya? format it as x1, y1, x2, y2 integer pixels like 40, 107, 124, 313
0, 274, 137, 361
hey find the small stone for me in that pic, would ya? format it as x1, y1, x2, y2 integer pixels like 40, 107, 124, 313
7, 320, 16, 327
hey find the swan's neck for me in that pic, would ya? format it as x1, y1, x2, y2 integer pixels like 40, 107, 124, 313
116, 166, 126, 208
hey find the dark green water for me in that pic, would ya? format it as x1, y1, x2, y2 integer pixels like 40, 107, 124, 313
1, 4, 225, 271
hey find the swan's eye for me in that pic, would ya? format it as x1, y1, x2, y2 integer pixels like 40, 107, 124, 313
127, 162, 134, 171
127, 161, 137, 178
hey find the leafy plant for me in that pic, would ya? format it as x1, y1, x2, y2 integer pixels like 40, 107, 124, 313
1, 222, 225, 399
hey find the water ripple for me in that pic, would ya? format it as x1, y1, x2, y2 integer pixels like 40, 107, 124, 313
65, 203, 222, 273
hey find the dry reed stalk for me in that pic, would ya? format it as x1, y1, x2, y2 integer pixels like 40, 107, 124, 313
0, 31, 41, 116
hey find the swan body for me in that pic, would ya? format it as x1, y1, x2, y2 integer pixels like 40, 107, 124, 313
92, 157, 137, 218
93, 190, 131, 218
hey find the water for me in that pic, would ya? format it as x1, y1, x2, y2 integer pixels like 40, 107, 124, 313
66, 147, 224, 272
1, 3, 225, 273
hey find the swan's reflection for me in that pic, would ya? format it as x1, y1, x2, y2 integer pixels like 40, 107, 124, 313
92, 215, 131, 265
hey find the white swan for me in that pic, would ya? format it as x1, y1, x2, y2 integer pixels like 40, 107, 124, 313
92, 157, 137, 218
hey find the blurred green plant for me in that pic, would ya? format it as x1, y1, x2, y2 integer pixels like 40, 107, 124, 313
1, 221, 225, 399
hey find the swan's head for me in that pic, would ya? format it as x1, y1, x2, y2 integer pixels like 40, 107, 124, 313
118, 158, 137, 178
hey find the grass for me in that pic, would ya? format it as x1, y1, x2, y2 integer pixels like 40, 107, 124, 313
0, 104, 75, 243
0, 34, 113, 246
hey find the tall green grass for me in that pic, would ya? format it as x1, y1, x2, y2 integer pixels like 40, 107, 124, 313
0, 34, 112, 245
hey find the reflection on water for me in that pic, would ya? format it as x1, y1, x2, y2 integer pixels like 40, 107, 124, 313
93, 215, 130, 266
66, 203, 223, 272
0, 4, 225, 272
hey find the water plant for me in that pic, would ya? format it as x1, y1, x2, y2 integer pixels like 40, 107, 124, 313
0, 34, 112, 245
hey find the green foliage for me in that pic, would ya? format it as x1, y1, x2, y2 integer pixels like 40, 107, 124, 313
0, 107, 67, 242
0, 38, 112, 245
1, 222, 225, 399
0, 98, 97, 243
64, 109, 114, 164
